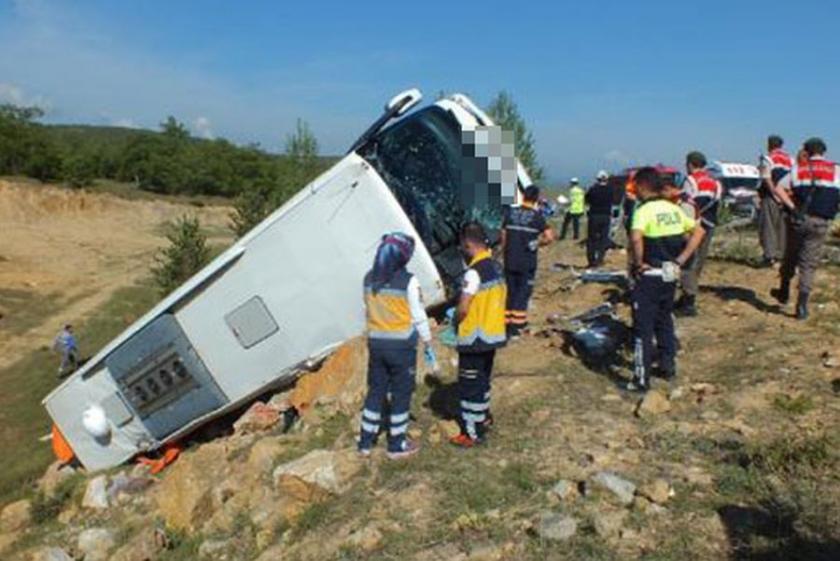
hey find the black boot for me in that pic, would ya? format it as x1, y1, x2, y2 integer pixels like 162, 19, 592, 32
770, 279, 790, 305
796, 292, 809, 320
675, 295, 697, 317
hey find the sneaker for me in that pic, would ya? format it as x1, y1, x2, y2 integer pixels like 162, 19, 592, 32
357, 447, 372, 458
386, 440, 420, 460
625, 380, 649, 393
758, 257, 775, 268
449, 433, 482, 448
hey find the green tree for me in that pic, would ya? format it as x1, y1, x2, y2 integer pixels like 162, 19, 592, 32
285, 119, 319, 165
0, 104, 62, 180
161, 116, 190, 142
151, 215, 211, 295
62, 152, 97, 188
486, 91, 544, 182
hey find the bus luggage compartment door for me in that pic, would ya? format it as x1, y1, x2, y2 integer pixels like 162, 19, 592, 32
105, 314, 228, 440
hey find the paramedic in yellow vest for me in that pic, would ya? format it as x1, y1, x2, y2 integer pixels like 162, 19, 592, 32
451, 222, 507, 448
627, 168, 706, 392
358, 233, 433, 460
560, 178, 585, 240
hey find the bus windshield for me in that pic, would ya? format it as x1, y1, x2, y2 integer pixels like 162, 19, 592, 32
359, 106, 504, 288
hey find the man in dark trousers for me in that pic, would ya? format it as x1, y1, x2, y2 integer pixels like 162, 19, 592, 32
628, 168, 706, 392
358, 233, 433, 459
451, 223, 507, 447
585, 170, 614, 267
771, 137, 840, 319
500, 185, 554, 337
676, 151, 722, 317
758, 135, 793, 267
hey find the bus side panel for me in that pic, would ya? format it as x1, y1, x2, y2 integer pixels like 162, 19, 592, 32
175, 154, 444, 402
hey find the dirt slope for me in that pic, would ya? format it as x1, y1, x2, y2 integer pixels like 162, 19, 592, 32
0, 179, 233, 370
2, 225, 838, 560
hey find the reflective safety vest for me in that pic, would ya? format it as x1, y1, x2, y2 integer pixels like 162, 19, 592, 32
632, 198, 696, 268
569, 186, 585, 215
457, 251, 507, 352
769, 148, 793, 184
684, 170, 721, 229
364, 269, 418, 350
791, 156, 840, 220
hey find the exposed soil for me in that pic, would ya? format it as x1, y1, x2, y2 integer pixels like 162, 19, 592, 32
0, 179, 233, 370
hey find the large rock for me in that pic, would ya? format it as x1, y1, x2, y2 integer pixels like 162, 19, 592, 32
38, 462, 77, 498
0, 532, 18, 555
108, 472, 154, 502
233, 401, 281, 434
153, 444, 228, 532
635, 391, 671, 417
77, 528, 116, 561
638, 479, 671, 504
272, 448, 362, 508
82, 475, 109, 510
109, 525, 165, 561
591, 471, 636, 505
345, 526, 383, 553
247, 437, 286, 474
550, 480, 578, 501
536, 512, 577, 541
592, 509, 627, 539
0, 499, 31, 532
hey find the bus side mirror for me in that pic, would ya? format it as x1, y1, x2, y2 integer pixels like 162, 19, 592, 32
386, 88, 423, 116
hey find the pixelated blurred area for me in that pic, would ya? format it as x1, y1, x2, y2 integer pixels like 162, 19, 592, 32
461, 126, 517, 210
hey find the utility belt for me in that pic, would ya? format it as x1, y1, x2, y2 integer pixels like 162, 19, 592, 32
640, 261, 680, 283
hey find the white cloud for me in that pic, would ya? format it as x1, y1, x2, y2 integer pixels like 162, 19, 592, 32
193, 116, 214, 139
0, 82, 51, 109
112, 117, 138, 128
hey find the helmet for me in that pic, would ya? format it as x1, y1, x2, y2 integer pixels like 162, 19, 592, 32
570, 177, 580, 184
596, 170, 609, 181
82, 405, 110, 440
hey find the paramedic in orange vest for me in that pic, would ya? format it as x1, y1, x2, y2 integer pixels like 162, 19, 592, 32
771, 138, 840, 320
758, 135, 793, 266
358, 233, 433, 459
451, 222, 507, 448
675, 151, 722, 317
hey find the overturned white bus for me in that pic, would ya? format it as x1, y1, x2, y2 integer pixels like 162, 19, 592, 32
43, 89, 531, 470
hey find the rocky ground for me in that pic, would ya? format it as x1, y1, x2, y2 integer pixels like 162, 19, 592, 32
0, 227, 838, 561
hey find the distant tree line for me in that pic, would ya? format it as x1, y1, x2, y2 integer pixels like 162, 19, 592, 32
0, 103, 330, 235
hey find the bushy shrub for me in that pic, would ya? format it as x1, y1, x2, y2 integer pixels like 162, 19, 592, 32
151, 215, 211, 296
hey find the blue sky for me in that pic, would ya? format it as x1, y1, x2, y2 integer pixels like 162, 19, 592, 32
1, 0, 839, 181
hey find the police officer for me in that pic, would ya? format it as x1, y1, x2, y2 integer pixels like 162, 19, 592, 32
358, 233, 433, 459
771, 138, 840, 320
628, 168, 706, 392
500, 185, 554, 337
560, 178, 585, 240
585, 170, 614, 267
758, 135, 793, 267
675, 151, 722, 317
451, 223, 507, 448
